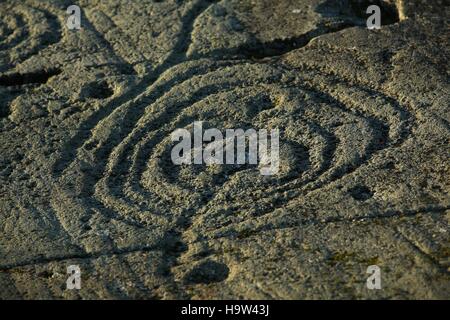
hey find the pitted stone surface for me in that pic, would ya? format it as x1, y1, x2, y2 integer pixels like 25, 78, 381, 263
0, 0, 448, 299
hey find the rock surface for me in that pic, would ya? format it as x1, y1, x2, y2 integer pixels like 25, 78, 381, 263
0, 0, 448, 299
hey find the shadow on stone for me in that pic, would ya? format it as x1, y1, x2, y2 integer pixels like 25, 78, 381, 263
184, 260, 230, 284
348, 185, 374, 201
317, 0, 399, 26
79, 80, 114, 100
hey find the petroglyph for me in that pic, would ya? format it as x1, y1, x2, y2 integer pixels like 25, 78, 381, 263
0, 0, 448, 299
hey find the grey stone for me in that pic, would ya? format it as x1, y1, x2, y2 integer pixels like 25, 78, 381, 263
0, 0, 448, 299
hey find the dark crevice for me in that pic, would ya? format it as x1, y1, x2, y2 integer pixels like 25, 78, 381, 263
317, 0, 399, 26
0, 69, 61, 87
183, 260, 229, 284
236, 23, 356, 59
80, 80, 114, 100
193, 0, 400, 61
52, 0, 218, 176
